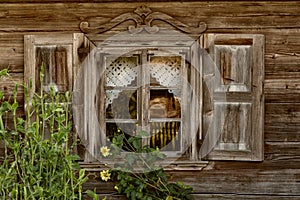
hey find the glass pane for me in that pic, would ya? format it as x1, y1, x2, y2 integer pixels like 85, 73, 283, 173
149, 56, 182, 87
150, 122, 181, 151
106, 122, 138, 152
106, 90, 137, 119
150, 90, 181, 118
105, 56, 138, 87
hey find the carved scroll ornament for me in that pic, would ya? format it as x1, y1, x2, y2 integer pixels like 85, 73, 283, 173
80, 5, 207, 34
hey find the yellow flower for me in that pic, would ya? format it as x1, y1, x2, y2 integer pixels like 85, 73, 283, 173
100, 170, 111, 181
100, 146, 110, 157
166, 196, 173, 200
114, 185, 118, 190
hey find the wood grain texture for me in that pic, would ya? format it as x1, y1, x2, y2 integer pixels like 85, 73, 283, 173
86, 194, 300, 200
78, 164, 300, 195
0, 2, 299, 33
0, 1, 299, 198
0, 73, 23, 103
203, 34, 264, 161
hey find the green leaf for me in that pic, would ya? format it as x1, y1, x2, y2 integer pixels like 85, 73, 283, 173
116, 134, 125, 143
65, 91, 70, 101
127, 136, 135, 143
54, 108, 64, 113
131, 190, 137, 200
125, 154, 138, 166
86, 190, 99, 200
146, 197, 152, 200
0, 69, 8, 77
11, 102, 18, 110
70, 154, 80, 161
79, 169, 85, 179
138, 130, 150, 137
1, 102, 12, 111
132, 138, 141, 150
0, 91, 4, 100
17, 125, 25, 134
156, 152, 166, 159
166, 196, 173, 200
14, 83, 19, 93
136, 192, 143, 199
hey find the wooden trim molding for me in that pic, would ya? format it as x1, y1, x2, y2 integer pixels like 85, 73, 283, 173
79, 161, 209, 172
79, 5, 207, 34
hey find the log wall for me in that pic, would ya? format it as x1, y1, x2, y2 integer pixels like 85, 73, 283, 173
0, 1, 299, 198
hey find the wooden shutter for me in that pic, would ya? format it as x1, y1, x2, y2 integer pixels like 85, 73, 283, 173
201, 34, 264, 161
24, 34, 74, 100
24, 34, 75, 155
24, 33, 96, 162
72, 33, 97, 162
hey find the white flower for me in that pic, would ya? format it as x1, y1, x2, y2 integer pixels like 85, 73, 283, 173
100, 170, 111, 181
100, 146, 110, 157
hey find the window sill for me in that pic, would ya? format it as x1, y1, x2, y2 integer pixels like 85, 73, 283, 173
79, 161, 209, 171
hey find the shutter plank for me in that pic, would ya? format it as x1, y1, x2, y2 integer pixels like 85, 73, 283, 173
72, 33, 97, 162
55, 47, 69, 91
251, 35, 265, 161
35, 46, 72, 93
190, 38, 202, 160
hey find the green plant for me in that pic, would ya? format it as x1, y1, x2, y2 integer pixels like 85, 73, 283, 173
100, 130, 194, 200
0, 68, 95, 199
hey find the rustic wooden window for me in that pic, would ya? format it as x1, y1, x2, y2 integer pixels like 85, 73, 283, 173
24, 33, 264, 163
94, 49, 191, 158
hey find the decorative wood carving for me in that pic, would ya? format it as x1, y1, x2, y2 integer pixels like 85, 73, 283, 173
79, 5, 207, 34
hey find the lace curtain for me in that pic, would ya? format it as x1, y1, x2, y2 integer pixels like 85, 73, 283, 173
105, 56, 182, 108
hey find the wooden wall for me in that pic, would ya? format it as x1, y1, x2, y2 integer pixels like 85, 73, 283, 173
0, 1, 299, 199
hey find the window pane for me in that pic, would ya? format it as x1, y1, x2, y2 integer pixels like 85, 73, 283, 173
106, 90, 137, 119
105, 56, 138, 87
150, 122, 181, 151
150, 90, 181, 118
149, 56, 181, 87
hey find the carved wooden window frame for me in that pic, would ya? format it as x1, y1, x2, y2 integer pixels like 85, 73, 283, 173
95, 49, 189, 158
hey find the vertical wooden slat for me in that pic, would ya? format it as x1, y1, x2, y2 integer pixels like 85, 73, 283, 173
72, 33, 97, 162
24, 35, 36, 107
190, 38, 202, 160
220, 49, 232, 85
199, 33, 217, 159
55, 47, 68, 91
251, 35, 265, 161
181, 50, 189, 155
